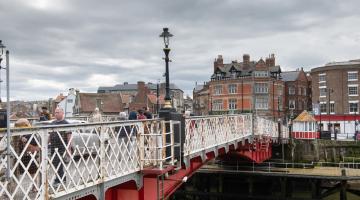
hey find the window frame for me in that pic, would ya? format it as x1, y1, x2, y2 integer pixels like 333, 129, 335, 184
213, 99, 223, 111
228, 98, 237, 110
288, 86, 295, 95
319, 73, 326, 82
348, 84, 358, 96
255, 83, 269, 94
330, 101, 335, 114
289, 100, 295, 110
319, 87, 327, 97
348, 71, 358, 81
214, 85, 223, 95
320, 102, 327, 114
349, 101, 359, 114
255, 97, 269, 110
228, 84, 237, 94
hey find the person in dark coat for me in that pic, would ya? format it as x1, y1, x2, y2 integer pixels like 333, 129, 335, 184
143, 107, 153, 119
50, 108, 71, 187
118, 112, 131, 161
128, 110, 138, 120
39, 107, 51, 121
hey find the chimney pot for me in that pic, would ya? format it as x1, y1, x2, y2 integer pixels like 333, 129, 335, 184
243, 54, 250, 64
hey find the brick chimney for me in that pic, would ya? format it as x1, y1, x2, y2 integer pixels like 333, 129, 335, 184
265, 56, 271, 66
214, 55, 224, 73
269, 54, 275, 67
135, 81, 146, 103
243, 54, 250, 64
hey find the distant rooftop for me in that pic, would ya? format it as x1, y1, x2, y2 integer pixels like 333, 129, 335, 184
98, 82, 182, 92
312, 58, 360, 73
325, 59, 360, 66
193, 85, 205, 93
281, 71, 300, 82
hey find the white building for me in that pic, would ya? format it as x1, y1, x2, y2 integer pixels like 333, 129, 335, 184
58, 88, 77, 117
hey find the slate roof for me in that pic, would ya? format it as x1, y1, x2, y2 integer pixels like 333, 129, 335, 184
193, 85, 205, 93
211, 60, 281, 79
98, 83, 181, 92
281, 71, 300, 82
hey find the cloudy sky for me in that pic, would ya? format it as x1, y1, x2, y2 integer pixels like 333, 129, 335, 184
0, 0, 359, 100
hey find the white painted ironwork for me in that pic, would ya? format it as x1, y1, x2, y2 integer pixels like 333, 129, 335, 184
184, 114, 253, 157
1, 114, 285, 199
253, 116, 289, 139
0, 119, 171, 199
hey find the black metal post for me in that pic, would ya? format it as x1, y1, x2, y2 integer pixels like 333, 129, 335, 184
210, 95, 213, 115
354, 111, 357, 141
164, 47, 171, 108
241, 79, 244, 113
156, 82, 160, 114
328, 89, 330, 133
273, 80, 275, 121
278, 96, 280, 120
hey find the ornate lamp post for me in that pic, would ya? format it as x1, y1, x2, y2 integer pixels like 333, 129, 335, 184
159, 28, 173, 110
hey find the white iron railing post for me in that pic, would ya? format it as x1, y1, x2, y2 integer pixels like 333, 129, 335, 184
41, 129, 49, 199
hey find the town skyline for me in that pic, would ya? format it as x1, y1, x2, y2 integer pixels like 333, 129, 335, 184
0, 0, 359, 101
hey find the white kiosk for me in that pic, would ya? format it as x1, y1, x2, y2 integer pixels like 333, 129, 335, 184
292, 110, 319, 139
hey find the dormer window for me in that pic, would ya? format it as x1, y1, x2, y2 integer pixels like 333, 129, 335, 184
231, 71, 236, 79
216, 72, 222, 80
255, 71, 269, 77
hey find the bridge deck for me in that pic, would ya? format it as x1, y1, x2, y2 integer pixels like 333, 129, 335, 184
0, 114, 287, 199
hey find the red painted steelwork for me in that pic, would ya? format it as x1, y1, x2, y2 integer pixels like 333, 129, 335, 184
105, 180, 143, 200
236, 140, 272, 163
314, 114, 360, 121
292, 131, 319, 139
96, 140, 272, 200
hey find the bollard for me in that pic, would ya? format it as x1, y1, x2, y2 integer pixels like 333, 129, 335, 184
341, 169, 346, 176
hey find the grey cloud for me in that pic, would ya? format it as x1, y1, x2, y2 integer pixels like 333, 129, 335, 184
0, 0, 359, 100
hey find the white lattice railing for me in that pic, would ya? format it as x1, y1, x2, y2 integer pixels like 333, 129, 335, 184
0, 119, 175, 199
183, 114, 289, 157
184, 114, 253, 157
1, 114, 288, 199
254, 116, 289, 139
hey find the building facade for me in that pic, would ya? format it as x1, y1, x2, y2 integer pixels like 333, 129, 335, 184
73, 92, 123, 115
311, 59, 360, 137
209, 54, 285, 119
281, 69, 312, 119
98, 82, 184, 112
58, 88, 77, 117
183, 96, 193, 113
193, 83, 209, 116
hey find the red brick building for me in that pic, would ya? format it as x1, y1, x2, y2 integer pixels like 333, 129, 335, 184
281, 68, 312, 119
128, 81, 165, 113
74, 93, 123, 115
209, 54, 285, 119
98, 82, 183, 112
